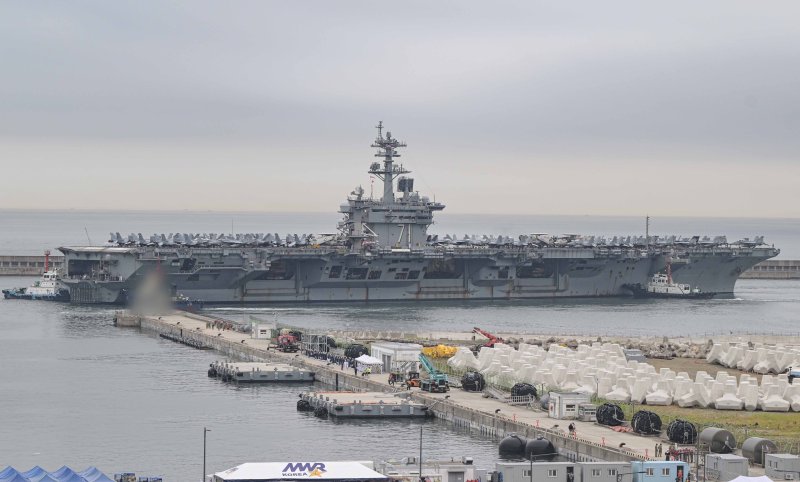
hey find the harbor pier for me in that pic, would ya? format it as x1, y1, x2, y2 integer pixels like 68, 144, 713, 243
117, 311, 678, 463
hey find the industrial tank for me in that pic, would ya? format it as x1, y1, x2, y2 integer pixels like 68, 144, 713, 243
742, 437, 778, 465
539, 393, 550, 410
699, 428, 737, 454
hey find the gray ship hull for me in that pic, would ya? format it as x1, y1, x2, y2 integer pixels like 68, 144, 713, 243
59, 246, 775, 304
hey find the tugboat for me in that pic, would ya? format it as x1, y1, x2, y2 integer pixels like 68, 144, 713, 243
2, 270, 70, 301
626, 261, 715, 299
2, 250, 71, 301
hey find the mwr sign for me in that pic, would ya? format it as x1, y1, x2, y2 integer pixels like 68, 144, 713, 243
282, 463, 328, 477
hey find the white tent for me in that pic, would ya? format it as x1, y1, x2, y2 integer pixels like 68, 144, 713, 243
213, 461, 388, 481
729, 476, 775, 482
354, 354, 384, 373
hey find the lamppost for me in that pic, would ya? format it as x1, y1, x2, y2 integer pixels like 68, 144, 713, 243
203, 427, 211, 482
419, 425, 423, 482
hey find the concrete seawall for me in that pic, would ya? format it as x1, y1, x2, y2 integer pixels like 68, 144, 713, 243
0, 255, 64, 276
740, 260, 800, 279
119, 311, 663, 463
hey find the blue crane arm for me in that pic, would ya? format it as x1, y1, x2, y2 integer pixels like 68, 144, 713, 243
418, 354, 441, 377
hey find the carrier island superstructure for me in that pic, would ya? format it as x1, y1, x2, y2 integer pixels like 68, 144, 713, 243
59, 124, 779, 304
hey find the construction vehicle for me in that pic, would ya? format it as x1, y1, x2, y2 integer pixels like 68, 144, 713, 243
275, 332, 300, 353
472, 326, 504, 353
418, 354, 449, 393
404, 370, 421, 389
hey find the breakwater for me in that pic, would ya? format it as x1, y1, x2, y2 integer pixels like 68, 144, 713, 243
740, 260, 800, 279
0, 255, 64, 275
116, 311, 668, 463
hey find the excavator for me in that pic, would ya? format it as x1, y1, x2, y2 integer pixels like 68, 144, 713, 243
472, 326, 504, 353
416, 353, 449, 393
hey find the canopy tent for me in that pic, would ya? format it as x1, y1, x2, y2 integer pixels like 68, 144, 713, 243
729, 477, 775, 482
354, 355, 384, 373
0, 469, 18, 479
213, 461, 388, 482
355, 355, 382, 365
77, 468, 114, 482
20, 467, 58, 482
0, 470, 30, 482
0, 467, 115, 482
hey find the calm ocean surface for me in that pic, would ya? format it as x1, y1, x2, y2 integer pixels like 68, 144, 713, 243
1, 210, 799, 479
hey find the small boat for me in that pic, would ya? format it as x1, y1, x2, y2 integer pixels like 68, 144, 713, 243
173, 292, 204, 312
626, 272, 715, 299
2, 270, 71, 301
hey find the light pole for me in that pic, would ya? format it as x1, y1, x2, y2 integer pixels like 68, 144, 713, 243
419, 426, 423, 482
204, 427, 211, 482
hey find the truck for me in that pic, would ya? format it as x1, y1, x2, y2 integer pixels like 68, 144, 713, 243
275, 333, 300, 353
418, 353, 449, 393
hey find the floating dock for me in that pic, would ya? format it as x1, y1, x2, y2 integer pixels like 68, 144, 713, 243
209, 361, 315, 383
298, 391, 431, 419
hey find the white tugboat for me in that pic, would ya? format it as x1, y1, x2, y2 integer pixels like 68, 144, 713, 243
628, 261, 715, 299
2, 251, 71, 301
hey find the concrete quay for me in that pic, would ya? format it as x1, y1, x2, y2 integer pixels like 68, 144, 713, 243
115, 310, 681, 463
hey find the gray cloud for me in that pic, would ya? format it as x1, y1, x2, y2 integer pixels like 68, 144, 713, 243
1, 1, 799, 216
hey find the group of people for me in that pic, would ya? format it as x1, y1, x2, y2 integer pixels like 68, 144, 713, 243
301, 349, 380, 377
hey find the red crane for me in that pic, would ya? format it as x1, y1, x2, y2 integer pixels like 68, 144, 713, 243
472, 326, 503, 349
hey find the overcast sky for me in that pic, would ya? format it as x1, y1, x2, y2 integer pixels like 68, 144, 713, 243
1, 1, 799, 217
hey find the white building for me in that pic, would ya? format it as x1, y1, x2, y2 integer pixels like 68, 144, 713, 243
765, 454, 800, 481
548, 392, 591, 420
370, 342, 422, 374
705, 454, 749, 481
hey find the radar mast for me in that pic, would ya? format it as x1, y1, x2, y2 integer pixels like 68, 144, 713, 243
369, 121, 410, 203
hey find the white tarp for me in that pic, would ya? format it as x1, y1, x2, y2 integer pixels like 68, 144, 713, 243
214, 461, 387, 481
354, 355, 382, 365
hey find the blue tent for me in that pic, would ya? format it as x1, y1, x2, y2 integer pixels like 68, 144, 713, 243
0, 468, 18, 479
0, 467, 113, 482
19, 467, 58, 482
0, 468, 30, 482
76, 468, 113, 482
46, 467, 87, 482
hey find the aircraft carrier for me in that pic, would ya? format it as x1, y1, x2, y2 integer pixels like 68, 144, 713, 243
59, 123, 779, 304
